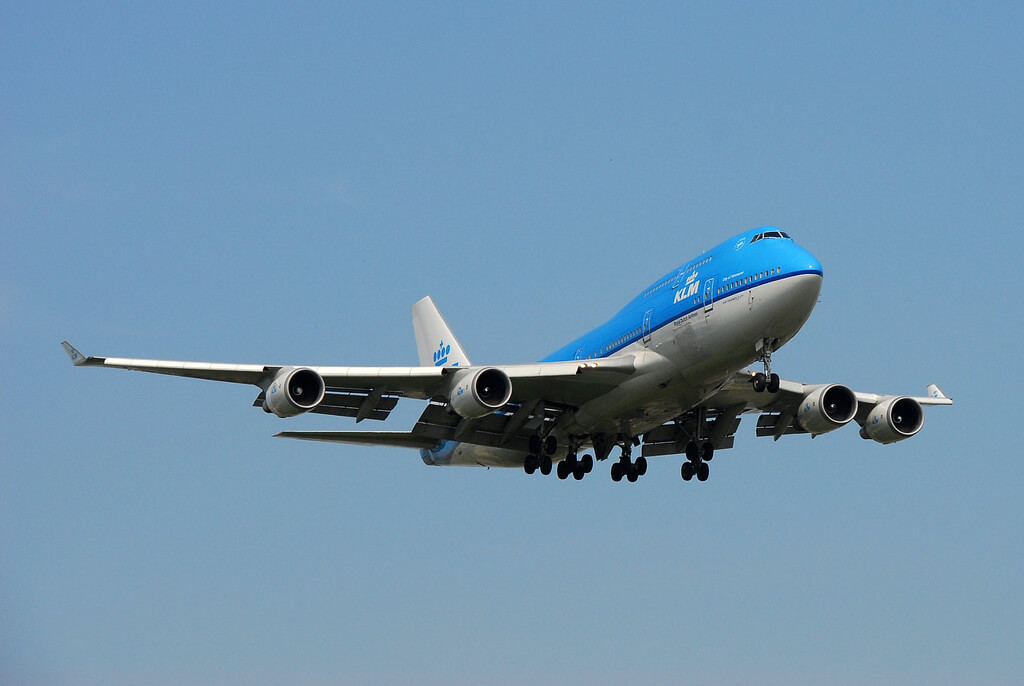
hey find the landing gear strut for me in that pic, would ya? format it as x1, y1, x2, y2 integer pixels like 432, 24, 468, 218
752, 337, 781, 394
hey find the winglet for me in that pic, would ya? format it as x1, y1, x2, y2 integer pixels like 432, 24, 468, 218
61, 341, 88, 366
926, 384, 952, 402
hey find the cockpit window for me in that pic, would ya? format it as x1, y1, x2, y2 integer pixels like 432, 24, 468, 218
751, 230, 791, 243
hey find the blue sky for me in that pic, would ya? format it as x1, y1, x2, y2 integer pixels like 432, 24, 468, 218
3, 2, 1022, 684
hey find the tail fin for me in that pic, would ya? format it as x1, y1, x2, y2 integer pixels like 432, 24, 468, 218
411, 296, 472, 367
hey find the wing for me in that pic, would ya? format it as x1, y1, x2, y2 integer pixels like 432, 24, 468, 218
640, 370, 953, 458
61, 341, 634, 427
274, 431, 440, 449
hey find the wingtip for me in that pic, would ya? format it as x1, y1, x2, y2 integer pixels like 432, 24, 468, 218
61, 341, 87, 366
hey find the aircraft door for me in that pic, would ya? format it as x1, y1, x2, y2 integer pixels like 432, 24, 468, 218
642, 309, 654, 344
703, 278, 715, 314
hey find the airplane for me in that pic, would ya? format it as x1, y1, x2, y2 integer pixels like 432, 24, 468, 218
62, 227, 952, 483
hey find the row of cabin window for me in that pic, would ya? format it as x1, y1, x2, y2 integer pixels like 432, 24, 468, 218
717, 267, 781, 295
643, 256, 714, 298
601, 327, 643, 354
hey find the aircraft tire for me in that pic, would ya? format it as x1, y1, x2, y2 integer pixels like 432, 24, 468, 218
697, 462, 710, 481
581, 454, 594, 473
540, 455, 552, 476
702, 442, 714, 462
611, 462, 623, 482
557, 461, 571, 480
752, 373, 766, 393
573, 464, 586, 480
681, 461, 694, 481
768, 373, 780, 393
685, 441, 700, 462
635, 455, 648, 476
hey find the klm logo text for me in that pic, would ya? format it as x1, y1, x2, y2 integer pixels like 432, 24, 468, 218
674, 272, 701, 304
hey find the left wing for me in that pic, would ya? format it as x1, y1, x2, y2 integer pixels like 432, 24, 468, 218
61, 341, 635, 426
641, 370, 953, 458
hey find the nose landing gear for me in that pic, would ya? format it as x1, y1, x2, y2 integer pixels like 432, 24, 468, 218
752, 338, 781, 394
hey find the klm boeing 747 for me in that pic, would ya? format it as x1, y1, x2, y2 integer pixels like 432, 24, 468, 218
63, 228, 952, 483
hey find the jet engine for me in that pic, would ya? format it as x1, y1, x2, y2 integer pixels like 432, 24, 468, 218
860, 397, 925, 444
796, 383, 858, 435
449, 367, 512, 418
263, 366, 326, 418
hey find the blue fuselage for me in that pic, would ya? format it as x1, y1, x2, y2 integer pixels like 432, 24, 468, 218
542, 227, 823, 363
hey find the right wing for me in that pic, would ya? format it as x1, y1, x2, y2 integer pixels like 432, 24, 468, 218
641, 370, 953, 458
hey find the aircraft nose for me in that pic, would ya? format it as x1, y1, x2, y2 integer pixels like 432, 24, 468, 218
795, 244, 824, 277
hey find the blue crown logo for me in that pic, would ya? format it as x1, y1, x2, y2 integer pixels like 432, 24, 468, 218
433, 341, 451, 366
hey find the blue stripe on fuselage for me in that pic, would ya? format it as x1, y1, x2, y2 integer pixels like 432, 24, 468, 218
541, 227, 823, 362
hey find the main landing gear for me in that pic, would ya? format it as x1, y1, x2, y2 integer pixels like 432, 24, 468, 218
524, 434, 594, 480
752, 337, 781, 394
680, 441, 713, 482
610, 437, 647, 483
556, 451, 594, 480
523, 434, 557, 476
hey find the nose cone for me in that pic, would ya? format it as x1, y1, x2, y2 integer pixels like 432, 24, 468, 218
794, 243, 823, 278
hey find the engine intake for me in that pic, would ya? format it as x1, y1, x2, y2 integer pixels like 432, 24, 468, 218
263, 367, 326, 418
796, 384, 858, 435
449, 367, 512, 418
860, 397, 924, 444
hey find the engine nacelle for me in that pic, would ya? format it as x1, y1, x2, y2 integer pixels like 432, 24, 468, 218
263, 366, 326, 418
860, 397, 924, 444
448, 367, 512, 418
796, 383, 858, 435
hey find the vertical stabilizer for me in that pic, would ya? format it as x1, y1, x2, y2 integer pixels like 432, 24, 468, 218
412, 296, 472, 368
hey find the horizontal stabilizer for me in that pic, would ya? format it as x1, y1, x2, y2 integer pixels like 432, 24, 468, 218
274, 431, 440, 449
